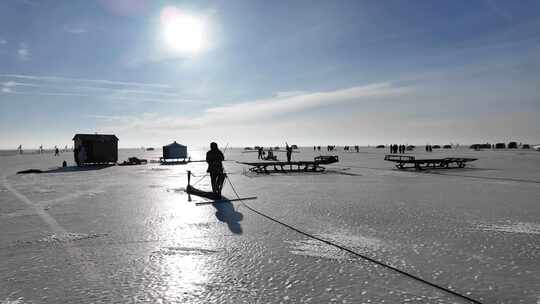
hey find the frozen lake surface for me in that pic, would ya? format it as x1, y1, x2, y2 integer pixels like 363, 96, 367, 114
1, 147, 539, 303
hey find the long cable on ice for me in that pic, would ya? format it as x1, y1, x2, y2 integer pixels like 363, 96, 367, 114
225, 176, 484, 304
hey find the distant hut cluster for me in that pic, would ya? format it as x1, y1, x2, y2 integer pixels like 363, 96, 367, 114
470, 141, 530, 150
73, 134, 118, 166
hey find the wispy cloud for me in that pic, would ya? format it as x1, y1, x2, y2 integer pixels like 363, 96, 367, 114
109, 89, 185, 98
95, 82, 412, 131
0, 73, 197, 104
0, 74, 169, 88
0, 39, 7, 45
20, 0, 37, 5
63, 25, 88, 34
484, 0, 513, 21
17, 43, 30, 61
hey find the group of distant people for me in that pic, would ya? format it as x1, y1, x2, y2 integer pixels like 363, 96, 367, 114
256, 144, 294, 162
16, 144, 67, 156
343, 145, 360, 152
313, 145, 360, 152
425, 145, 433, 152
312, 145, 337, 152
390, 144, 407, 154
257, 147, 277, 161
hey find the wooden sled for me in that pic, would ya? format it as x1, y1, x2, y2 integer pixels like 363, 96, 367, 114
186, 170, 256, 204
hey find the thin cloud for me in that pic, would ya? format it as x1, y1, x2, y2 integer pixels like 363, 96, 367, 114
484, 0, 512, 21
0, 39, 7, 45
3, 91, 91, 97
20, 0, 37, 5
111, 89, 184, 98
0, 79, 196, 104
63, 25, 88, 34
97, 82, 412, 131
0, 74, 169, 88
105, 96, 196, 104
2, 90, 195, 103
17, 43, 30, 61
2, 81, 22, 87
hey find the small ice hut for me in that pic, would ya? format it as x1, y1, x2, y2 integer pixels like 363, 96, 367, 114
73, 134, 118, 166
162, 141, 188, 163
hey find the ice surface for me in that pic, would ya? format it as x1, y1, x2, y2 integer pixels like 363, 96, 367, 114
1, 147, 539, 303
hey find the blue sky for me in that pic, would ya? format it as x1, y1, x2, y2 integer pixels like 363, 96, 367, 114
1, 0, 539, 148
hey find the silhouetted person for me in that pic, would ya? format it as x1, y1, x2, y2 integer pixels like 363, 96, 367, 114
355, 145, 359, 153
257, 147, 263, 160
206, 142, 225, 196
266, 148, 275, 160
286, 143, 292, 163
54, 146, 59, 156
62, 160, 67, 167
314, 146, 316, 151
17, 144, 23, 154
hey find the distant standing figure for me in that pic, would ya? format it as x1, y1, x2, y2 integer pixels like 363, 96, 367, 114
54, 146, 60, 156
39, 145, 43, 154
18, 144, 23, 154
286, 144, 293, 163
206, 142, 225, 196
257, 147, 264, 160
314, 146, 316, 151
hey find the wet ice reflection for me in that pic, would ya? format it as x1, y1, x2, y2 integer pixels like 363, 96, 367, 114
150, 249, 210, 301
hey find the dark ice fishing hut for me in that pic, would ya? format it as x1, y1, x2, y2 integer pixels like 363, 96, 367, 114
162, 141, 188, 162
73, 134, 118, 166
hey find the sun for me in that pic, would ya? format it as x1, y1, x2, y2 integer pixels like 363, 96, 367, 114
160, 7, 206, 54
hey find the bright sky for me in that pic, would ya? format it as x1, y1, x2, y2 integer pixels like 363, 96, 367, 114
1, 0, 539, 149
